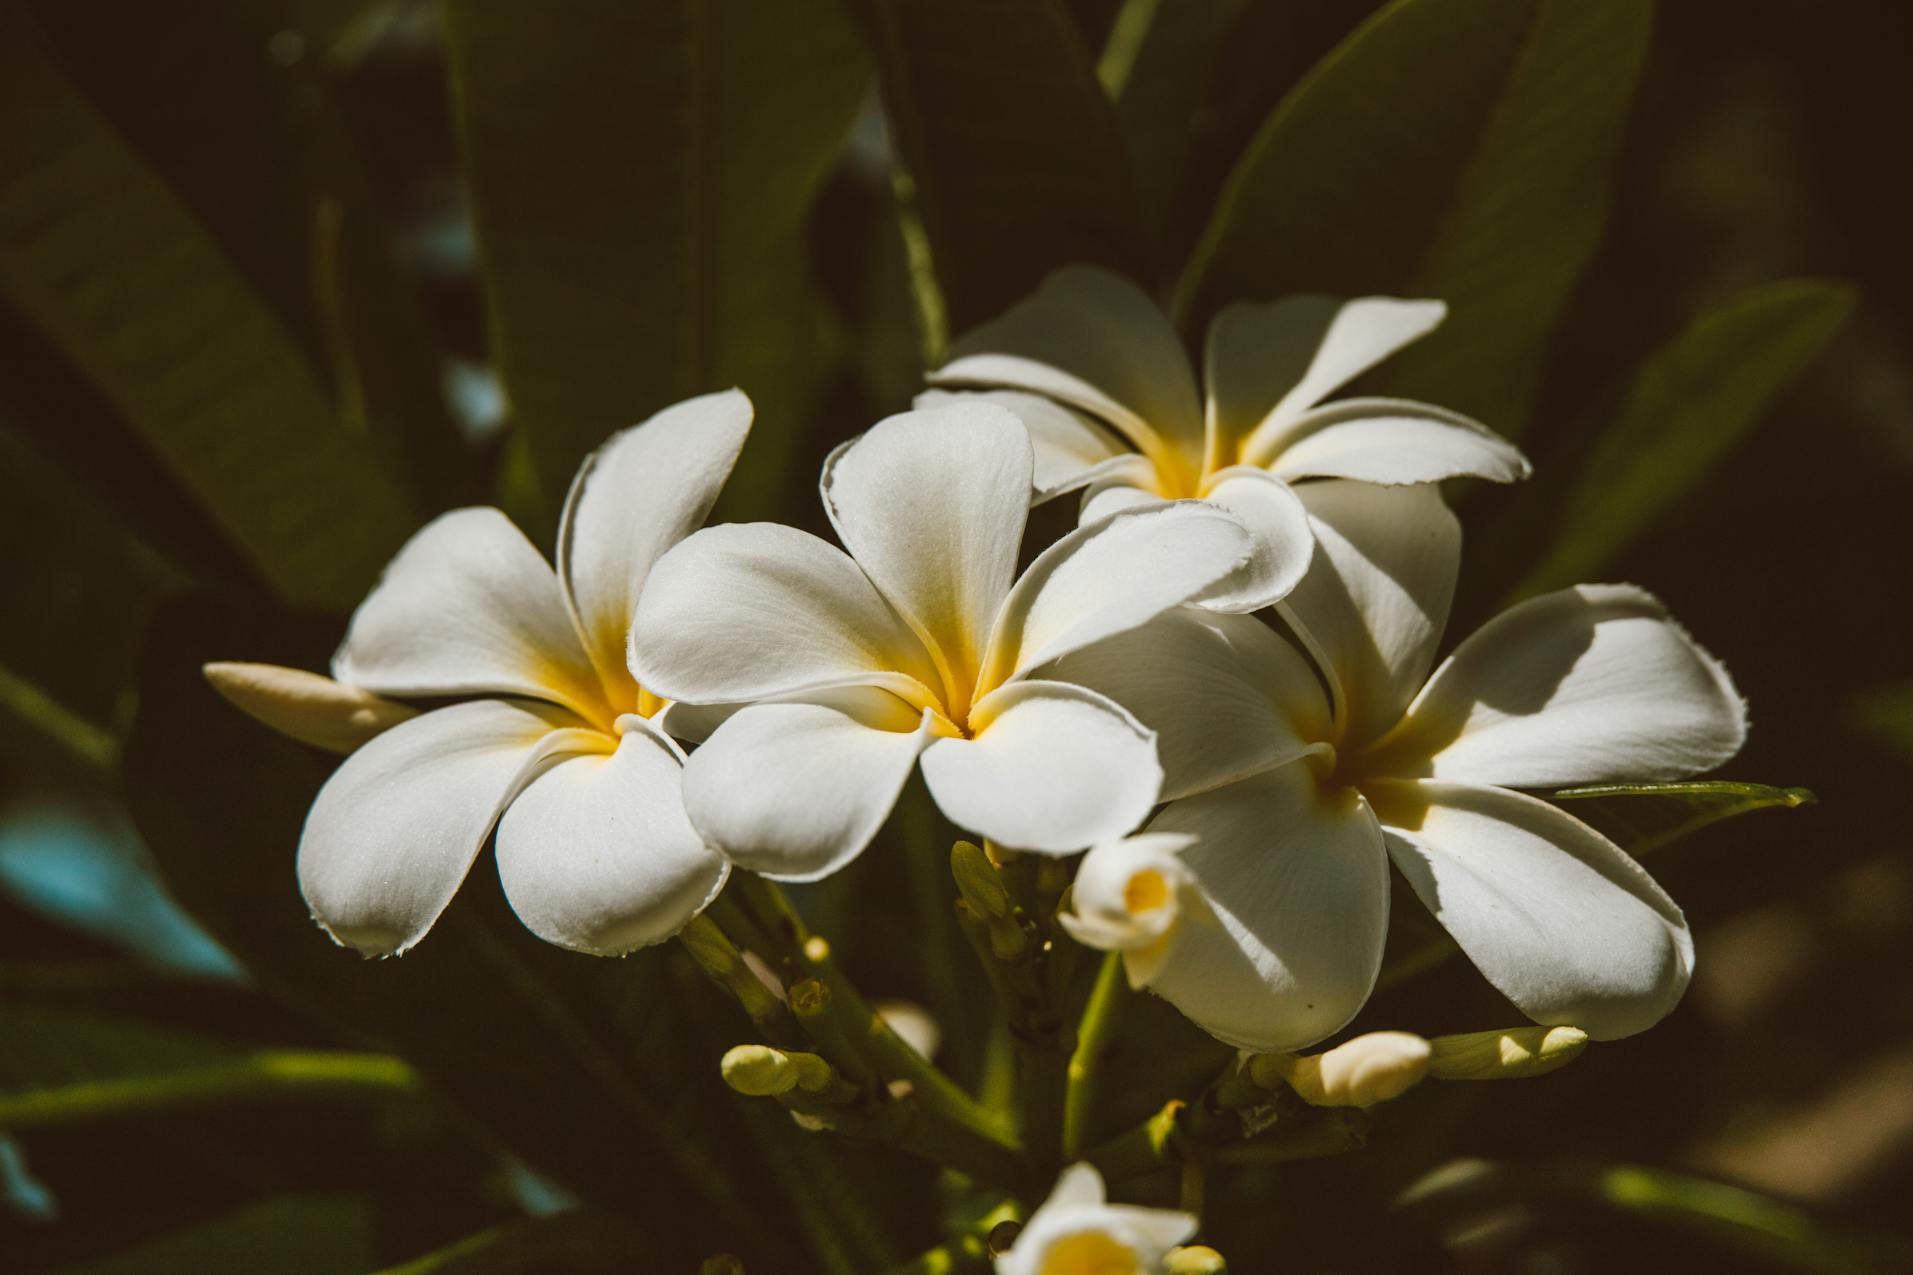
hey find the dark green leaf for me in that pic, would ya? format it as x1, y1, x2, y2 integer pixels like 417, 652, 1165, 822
26, 0, 471, 512
55, 1194, 374, 1275
1178, 0, 1652, 437
0, 5, 422, 608
443, 0, 868, 519
0, 422, 173, 776
857, 0, 1149, 338
1548, 781, 1816, 858
1511, 279, 1854, 596
1097, 0, 1246, 245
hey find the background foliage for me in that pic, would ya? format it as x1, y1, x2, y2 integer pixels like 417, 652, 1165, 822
1, 0, 1909, 1270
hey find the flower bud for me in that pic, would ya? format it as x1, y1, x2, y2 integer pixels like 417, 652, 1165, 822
953, 839, 1029, 961
1255, 1031, 1431, 1107
698, 1256, 745, 1275
1427, 1025, 1588, 1080
720, 1044, 801, 1096
1167, 1245, 1228, 1274
203, 662, 416, 753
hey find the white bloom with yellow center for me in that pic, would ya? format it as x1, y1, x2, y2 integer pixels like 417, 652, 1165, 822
629, 402, 1256, 878
1050, 481, 1745, 1049
921, 265, 1529, 610
995, 1163, 1197, 1275
209, 391, 753, 957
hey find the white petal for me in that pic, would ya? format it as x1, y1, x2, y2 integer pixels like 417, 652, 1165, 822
557, 389, 751, 693
1143, 765, 1391, 1051
1039, 1162, 1107, 1211
1041, 609, 1328, 802
1076, 455, 1166, 524
204, 662, 416, 754
1377, 585, 1747, 786
1106, 1206, 1201, 1255
929, 265, 1205, 486
919, 680, 1160, 853
1258, 397, 1530, 484
1374, 779, 1693, 1040
1280, 481, 1458, 750
496, 717, 726, 955
297, 698, 575, 955
914, 387, 1126, 501
630, 522, 940, 705
333, 509, 605, 720
979, 502, 1253, 692
821, 404, 1031, 700
679, 686, 936, 881
1206, 295, 1445, 464
1191, 466, 1314, 612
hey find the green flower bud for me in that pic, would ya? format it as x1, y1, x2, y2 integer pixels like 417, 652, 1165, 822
1427, 1025, 1588, 1080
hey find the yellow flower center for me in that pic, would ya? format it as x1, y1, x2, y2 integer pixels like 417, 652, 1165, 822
1037, 1230, 1146, 1275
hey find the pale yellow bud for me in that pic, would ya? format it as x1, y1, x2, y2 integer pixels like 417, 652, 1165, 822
1427, 1025, 1588, 1080
720, 1044, 834, 1096
1166, 1244, 1228, 1273
698, 1256, 744, 1275
203, 662, 415, 753
1254, 1031, 1431, 1107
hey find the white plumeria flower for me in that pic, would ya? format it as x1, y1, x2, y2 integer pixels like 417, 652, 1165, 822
995, 1163, 1197, 1275
1047, 481, 1746, 1049
211, 391, 753, 958
629, 401, 1255, 879
921, 264, 1530, 610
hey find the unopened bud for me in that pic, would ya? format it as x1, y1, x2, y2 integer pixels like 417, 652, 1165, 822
1254, 1031, 1431, 1107
1167, 1245, 1227, 1274
953, 839, 1029, 960
1427, 1025, 1588, 1080
204, 662, 416, 753
721, 1045, 799, 1096
699, 1256, 744, 1275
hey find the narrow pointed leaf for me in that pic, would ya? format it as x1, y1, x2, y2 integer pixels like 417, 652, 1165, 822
1178, 0, 1652, 436
856, 0, 1150, 337
0, 6, 421, 607
1547, 781, 1816, 859
1512, 279, 1854, 596
444, 0, 868, 517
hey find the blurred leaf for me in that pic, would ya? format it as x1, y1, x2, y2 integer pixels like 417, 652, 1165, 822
0, 422, 174, 777
1097, 0, 1246, 244
118, 597, 793, 1268
0, 792, 242, 976
54, 1194, 373, 1275
0, 1006, 236, 1094
1549, 781, 1816, 858
1394, 1159, 1908, 1274
1851, 679, 1913, 763
443, 0, 868, 519
0, 5, 421, 608
856, 0, 1149, 338
1511, 279, 1854, 596
1178, 0, 1652, 436
26, 0, 471, 512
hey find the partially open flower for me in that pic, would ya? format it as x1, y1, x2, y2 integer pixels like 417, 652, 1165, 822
995, 1163, 1198, 1275
208, 391, 752, 957
1058, 833, 1197, 987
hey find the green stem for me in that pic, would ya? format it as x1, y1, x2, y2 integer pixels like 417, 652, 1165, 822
1082, 1100, 1187, 1182
0, 1050, 416, 1129
1062, 951, 1126, 1159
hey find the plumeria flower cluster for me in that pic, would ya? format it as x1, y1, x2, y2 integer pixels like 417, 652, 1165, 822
212, 264, 1750, 1259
